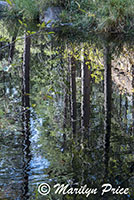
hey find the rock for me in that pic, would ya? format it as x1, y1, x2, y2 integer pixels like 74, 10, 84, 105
0, 1, 10, 12
42, 7, 62, 27
41, 7, 73, 28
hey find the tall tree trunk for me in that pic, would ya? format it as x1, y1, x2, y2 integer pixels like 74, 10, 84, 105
63, 90, 68, 129
119, 93, 122, 117
63, 66, 70, 150
104, 42, 112, 176
63, 73, 70, 127
22, 33, 31, 149
70, 54, 77, 138
81, 46, 90, 141
22, 33, 30, 110
132, 65, 134, 136
0, 41, 3, 60
21, 33, 31, 199
125, 96, 128, 134
8, 29, 18, 64
0, 41, 6, 94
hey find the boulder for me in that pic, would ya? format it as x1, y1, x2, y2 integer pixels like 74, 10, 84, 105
0, 1, 10, 12
42, 7, 62, 27
41, 7, 73, 28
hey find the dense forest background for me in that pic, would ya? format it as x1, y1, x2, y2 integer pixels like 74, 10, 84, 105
0, 0, 134, 200
1, 0, 134, 32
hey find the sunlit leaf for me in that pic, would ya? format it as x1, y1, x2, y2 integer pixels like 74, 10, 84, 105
40, 22, 45, 28
131, 89, 134, 93
46, 20, 52, 25
32, 104, 36, 107
0, 37, 8, 42
79, 8, 87, 14
46, 95, 53, 100
75, 1, 80, 8
23, 23, 27, 27
27, 31, 36, 34
18, 19, 23, 25
6, 0, 12, 6
48, 32, 55, 34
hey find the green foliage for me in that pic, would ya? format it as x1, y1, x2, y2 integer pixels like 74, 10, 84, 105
66, 0, 134, 32
6, 0, 12, 6
7, 0, 39, 19
96, 0, 134, 32
1, 0, 134, 32
0, 19, 134, 199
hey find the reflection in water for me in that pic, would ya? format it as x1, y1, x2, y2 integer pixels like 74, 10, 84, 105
104, 42, 112, 177
0, 21, 134, 200
21, 33, 31, 200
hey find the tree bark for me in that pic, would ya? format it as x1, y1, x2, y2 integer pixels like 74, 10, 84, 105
81, 46, 90, 137
119, 93, 122, 117
0, 41, 3, 60
22, 33, 30, 110
131, 65, 134, 136
70, 54, 77, 138
8, 29, 18, 64
125, 96, 128, 134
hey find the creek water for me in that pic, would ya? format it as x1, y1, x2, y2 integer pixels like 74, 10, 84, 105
0, 20, 134, 199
